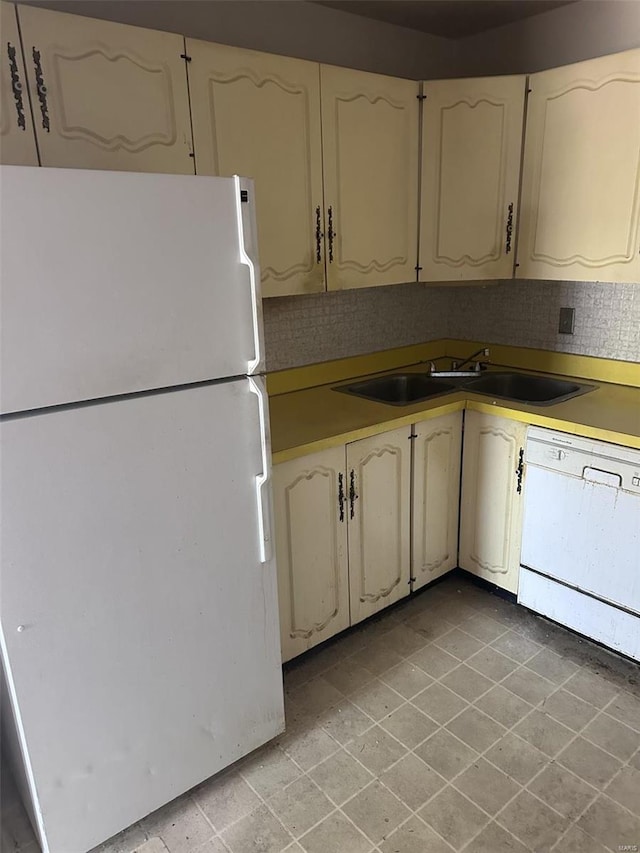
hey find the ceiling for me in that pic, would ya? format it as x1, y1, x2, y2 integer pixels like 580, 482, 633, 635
314, 0, 576, 39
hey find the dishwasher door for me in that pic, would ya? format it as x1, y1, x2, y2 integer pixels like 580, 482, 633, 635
521, 430, 640, 615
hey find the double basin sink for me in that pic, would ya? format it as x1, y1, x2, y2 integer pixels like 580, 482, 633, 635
335, 371, 594, 407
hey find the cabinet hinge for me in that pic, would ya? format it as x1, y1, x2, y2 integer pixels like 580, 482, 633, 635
527, 87, 532, 93
408, 433, 417, 440
180, 52, 192, 62
415, 265, 423, 272
417, 94, 427, 101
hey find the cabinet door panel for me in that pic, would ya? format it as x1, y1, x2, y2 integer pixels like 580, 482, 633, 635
517, 49, 640, 282
412, 412, 462, 590
347, 426, 411, 623
459, 412, 525, 594
321, 65, 419, 290
0, 2, 38, 165
17, 4, 193, 173
420, 76, 525, 281
188, 42, 325, 297
274, 447, 349, 662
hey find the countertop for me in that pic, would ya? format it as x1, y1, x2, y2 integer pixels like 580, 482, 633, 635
269, 363, 640, 464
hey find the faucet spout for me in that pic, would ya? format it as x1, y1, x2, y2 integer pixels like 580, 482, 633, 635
453, 347, 490, 372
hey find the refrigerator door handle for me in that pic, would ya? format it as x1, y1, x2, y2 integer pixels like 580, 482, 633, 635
234, 176, 265, 375
248, 375, 273, 564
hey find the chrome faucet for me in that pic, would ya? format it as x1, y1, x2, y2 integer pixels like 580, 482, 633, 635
428, 348, 490, 379
452, 347, 490, 373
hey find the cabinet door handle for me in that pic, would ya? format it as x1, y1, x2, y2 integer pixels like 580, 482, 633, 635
505, 202, 514, 254
7, 43, 26, 130
327, 206, 335, 263
315, 205, 323, 264
338, 472, 345, 522
349, 469, 358, 519
516, 447, 524, 493
31, 46, 50, 132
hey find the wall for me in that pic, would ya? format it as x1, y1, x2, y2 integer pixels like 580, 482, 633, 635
17, 0, 456, 79
445, 279, 640, 363
263, 283, 450, 371
453, 0, 640, 76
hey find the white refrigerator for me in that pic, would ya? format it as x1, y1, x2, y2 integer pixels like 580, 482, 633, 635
0, 166, 284, 853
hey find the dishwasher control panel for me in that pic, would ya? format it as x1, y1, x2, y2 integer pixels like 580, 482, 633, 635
525, 427, 640, 493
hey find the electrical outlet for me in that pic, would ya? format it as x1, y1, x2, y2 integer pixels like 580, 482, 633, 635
559, 306, 575, 335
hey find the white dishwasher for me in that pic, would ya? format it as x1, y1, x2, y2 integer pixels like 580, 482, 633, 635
519, 427, 640, 661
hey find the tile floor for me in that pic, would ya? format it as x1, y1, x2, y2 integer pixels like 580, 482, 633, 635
2, 573, 640, 853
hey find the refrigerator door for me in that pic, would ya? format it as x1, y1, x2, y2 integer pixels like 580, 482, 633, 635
0, 167, 263, 415
0, 378, 283, 853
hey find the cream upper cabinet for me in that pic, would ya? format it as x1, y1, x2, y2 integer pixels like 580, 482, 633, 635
412, 411, 462, 590
273, 446, 349, 662
16, 4, 194, 172
459, 411, 526, 595
187, 41, 325, 297
1, 2, 38, 165
419, 75, 526, 282
347, 426, 411, 623
517, 49, 640, 283
320, 65, 419, 290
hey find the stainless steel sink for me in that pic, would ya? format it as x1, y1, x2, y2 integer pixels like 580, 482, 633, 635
463, 372, 594, 405
334, 373, 456, 406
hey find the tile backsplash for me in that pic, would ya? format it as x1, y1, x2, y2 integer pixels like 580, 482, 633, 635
263, 279, 640, 372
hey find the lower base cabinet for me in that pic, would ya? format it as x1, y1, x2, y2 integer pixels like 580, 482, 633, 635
274, 425, 412, 661
412, 411, 463, 590
459, 411, 526, 595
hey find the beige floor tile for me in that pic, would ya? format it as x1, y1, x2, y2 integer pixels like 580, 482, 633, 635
141, 796, 214, 853
380, 753, 446, 811
409, 644, 460, 679
582, 712, 639, 761
132, 839, 169, 853
383, 624, 429, 657
352, 641, 404, 677
541, 688, 599, 731
1, 805, 40, 850
428, 599, 478, 626
240, 746, 303, 799
630, 749, 640, 771
323, 658, 375, 694
379, 702, 438, 749
308, 749, 373, 806
418, 785, 488, 850
342, 781, 411, 845
604, 766, 640, 815
191, 840, 229, 853
525, 648, 580, 684
379, 815, 452, 853
221, 805, 292, 853
415, 729, 479, 781
267, 777, 333, 838
501, 667, 556, 706
278, 725, 340, 772
467, 647, 518, 682
380, 661, 433, 700
317, 699, 373, 745
445, 706, 506, 753
490, 631, 541, 663
527, 763, 597, 819
298, 811, 372, 853
461, 614, 508, 644
558, 737, 623, 788
345, 726, 407, 776
485, 733, 547, 785
406, 611, 458, 643
474, 685, 533, 728
349, 679, 405, 721
432, 628, 484, 662
605, 689, 640, 731
194, 771, 262, 833
287, 677, 344, 718
460, 821, 528, 853
453, 759, 521, 815
440, 664, 493, 702
563, 669, 620, 709
552, 825, 608, 853
578, 795, 640, 850
497, 790, 568, 852
513, 709, 575, 757
412, 682, 467, 725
